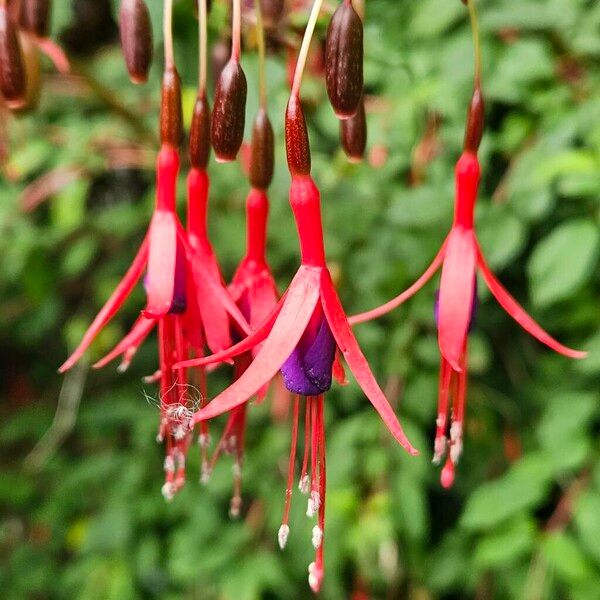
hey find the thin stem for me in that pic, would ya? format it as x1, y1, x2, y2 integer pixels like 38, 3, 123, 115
164, 0, 175, 69
291, 0, 324, 97
198, 0, 208, 95
232, 0, 242, 62
467, 0, 481, 85
255, 0, 268, 108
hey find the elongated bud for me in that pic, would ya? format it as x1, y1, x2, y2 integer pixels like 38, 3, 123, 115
325, 0, 363, 119
211, 59, 247, 162
340, 95, 366, 162
285, 94, 310, 177
119, 0, 153, 84
189, 94, 211, 169
19, 0, 51, 38
463, 84, 484, 154
17, 32, 41, 112
249, 108, 274, 190
0, 6, 26, 109
160, 67, 183, 147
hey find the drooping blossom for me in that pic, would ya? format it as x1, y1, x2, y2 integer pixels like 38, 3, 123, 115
349, 2, 586, 488
175, 1, 417, 590
200, 8, 281, 515
59, 2, 250, 500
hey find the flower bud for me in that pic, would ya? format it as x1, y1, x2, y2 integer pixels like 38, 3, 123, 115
340, 95, 366, 162
19, 0, 51, 38
285, 94, 310, 177
0, 6, 26, 109
249, 108, 274, 190
189, 94, 211, 170
16, 32, 41, 112
160, 67, 183, 147
463, 85, 484, 154
325, 0, 363, 119
211, 59, 247, 162
119, 0, 153, 84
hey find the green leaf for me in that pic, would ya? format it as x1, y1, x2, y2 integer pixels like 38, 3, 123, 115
542, 532, 594, 582
461, 454, 554, 530
528, 219, 599, 307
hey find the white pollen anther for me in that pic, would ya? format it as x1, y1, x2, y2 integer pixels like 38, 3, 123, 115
164, 456, 175, 473
229, 496, 242, 519
299, 475, 310, 495
200, 463, 212, 485
312, 525, 323, 549
308, 562, 321, 593
198, 433, 211, 448
278, 524, 290, 549
306, 491, 321, 517
432, 435, 447, 465
161, 482, 175, 502
449, 422, 463, 463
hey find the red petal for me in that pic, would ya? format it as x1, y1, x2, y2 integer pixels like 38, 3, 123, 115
191, 251, 251, 351
59, 236, 149, 372
144, 210, 178, 318
476, 243, 587, 359
333, 351, 348, 386
35, 37, 70, 74
320, 270, 418, 456
174, 297, 283, 370
191, 267, 322, 422
349, 239, 447, 325
438, 228, 477, 371
93, 315, 156, 369
193, 250, 233, 353
249, 271, 279, 330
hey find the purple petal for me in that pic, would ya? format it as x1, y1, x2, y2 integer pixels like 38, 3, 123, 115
281, 317, 336, 396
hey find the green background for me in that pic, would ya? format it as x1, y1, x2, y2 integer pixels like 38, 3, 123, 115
1, 0, 599, 598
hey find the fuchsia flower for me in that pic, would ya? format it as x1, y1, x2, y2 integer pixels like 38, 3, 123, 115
350, 83, 587, 487
175, 4, 417, 582
59, 60, 250, 499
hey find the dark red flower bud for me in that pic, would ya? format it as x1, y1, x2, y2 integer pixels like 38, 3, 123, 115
325, 0, 363, 119
285, 94, 311, 177
119, 0, 153, 84
19, 0, 51, 38
340, 95, 366, 162
189, 94, 211, 169
0, 6, 26, 109
18, 32, 41, 112
463, 84, 484, 154
211, 59, 247, 162
160, 67, 183, 147
249, 107, 274, 190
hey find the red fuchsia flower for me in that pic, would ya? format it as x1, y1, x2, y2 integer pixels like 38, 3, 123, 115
198, 9, 283, 515
349, 3, 587, 487
175, 2, 417, 591
59, 4, 250, 500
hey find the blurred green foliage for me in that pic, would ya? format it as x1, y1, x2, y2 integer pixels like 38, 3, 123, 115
1, 0, 599, 598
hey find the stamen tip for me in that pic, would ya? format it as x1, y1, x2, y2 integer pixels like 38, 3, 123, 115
278, 524, 290, 549
311, 525, 323, 549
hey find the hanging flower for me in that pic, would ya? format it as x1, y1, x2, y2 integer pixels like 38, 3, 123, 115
59, 5, 251, 499
174, 2, 417, 586
349, 80, 586, 486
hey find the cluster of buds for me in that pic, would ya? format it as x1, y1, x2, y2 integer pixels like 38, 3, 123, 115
56, 0, 587, 593
0, 0, 68, 111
